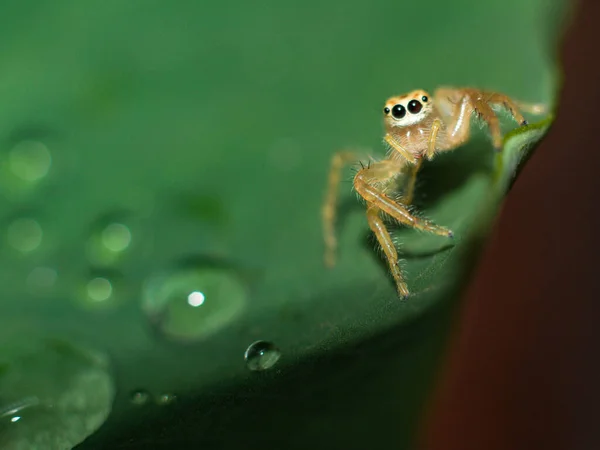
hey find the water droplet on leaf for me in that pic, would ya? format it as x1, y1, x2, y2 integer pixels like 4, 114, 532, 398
244, 341, 281, 371
75, 272, 123, 310
0, 338, 114, 449
156, 393, 177, 405
86, 277, 113, 302
87, 216, 134, 266
101, 223, 131, 253
130, 390, 150, 406
142, 265, 246, 342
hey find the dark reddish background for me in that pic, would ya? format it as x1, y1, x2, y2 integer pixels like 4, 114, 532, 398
420, 0, 600, 449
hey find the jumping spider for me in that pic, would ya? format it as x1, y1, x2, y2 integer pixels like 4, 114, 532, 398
322, 87, 546, 299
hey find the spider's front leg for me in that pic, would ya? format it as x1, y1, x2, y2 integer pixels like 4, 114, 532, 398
366, 203, 410, 298
383, 132, 424, 205
353, 161, 454, 236
435, 87, 538, 151
402, 158, 424, 205
470, 95, 504, 149
389, 122, 441, 205
353, 160, 453, 297
384, 133, 418, 164
322, 150, 367, 268
427, 119, 442, 160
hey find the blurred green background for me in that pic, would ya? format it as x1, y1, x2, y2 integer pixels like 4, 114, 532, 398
0, 0, 566, 449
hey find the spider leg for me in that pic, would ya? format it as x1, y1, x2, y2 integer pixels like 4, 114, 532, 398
514, 100, 547, 115
486, 93, 528, 126
427, 118, 442, 160
353, 161, 453, 237
353, 161, 453, 297
400, 117, 441, 206
322, 150, 364, 268
433, 89, 473, 149
472, 97, 503, 150
385, 133, 418, 164
487, 93, 549, 126
435, 87, 542, 152
366, 204, 409, 298
402, 159, 423, 206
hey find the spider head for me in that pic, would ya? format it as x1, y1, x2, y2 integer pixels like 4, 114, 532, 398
383, 90, 433, 127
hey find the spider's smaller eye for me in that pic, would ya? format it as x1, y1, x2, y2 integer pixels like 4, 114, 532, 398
391, 104, 406, 119
407, 100, 423, 114
421, 96, 428, 102
384, 107, 390, 114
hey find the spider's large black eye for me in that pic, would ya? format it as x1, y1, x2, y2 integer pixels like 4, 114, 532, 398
407, 100, 423, 114
391, 104, 406, 119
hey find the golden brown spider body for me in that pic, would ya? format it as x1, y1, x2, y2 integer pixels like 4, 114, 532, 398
322, 86, 546, 298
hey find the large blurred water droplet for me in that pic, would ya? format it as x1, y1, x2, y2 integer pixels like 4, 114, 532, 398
8, 140, 52, 182
87, 217, 134, 266
244, 341, 281, 371
86, 277, 113, 302
142, 265, 247, 342
0, 338, 114, 449
101, 223, 131, 253
6, 218, 43, 253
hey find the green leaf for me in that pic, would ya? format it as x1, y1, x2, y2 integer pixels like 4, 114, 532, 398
0, 0, 567, 449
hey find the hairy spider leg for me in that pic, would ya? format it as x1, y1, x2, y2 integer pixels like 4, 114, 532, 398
471, 97, 504, 149
322, 150, 363, 267
353, 161, 453, 237
486, 93, 528, 125
353, 160, 453, 296
366, 204, 409, 298
433, 90, 474, 149
435, 88, 545, 153
427, 119, 442, 159
434, 89, 504, 150
402, 158, 423, 205
384, 133, 418, 164
514, 100, 547, 115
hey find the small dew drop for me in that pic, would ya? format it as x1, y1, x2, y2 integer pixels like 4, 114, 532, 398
156, 393, 176, 406
7, 218, 43, 253
8, 140, 52, 182
76, 272, 123, 310
86, 277, 113, 302
87, 217, 135, 266
244, 341, 281, 371
130, 390, 150, 406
